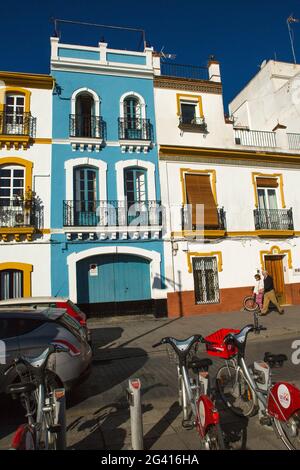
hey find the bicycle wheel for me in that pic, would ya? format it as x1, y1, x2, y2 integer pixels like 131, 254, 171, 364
11, 424, 36, 450
273, 411, 300, 450
216, 364, 257, 417
243, 296, 259, 312
202, 423, 225, 450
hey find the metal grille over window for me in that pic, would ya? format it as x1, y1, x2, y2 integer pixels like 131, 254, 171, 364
192, 257, 220, 304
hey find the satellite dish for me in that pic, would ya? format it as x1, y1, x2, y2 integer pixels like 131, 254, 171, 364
260, 59, 267, 69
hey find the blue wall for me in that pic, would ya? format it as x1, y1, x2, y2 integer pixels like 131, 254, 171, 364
50, 54, 165, 302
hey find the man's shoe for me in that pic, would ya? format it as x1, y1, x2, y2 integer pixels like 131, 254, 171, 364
260, 312, 267, 316
279, 309, 285, 315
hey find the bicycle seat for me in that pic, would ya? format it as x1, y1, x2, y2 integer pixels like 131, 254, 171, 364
188, 357, 213, 372
6, 382, 36, 395
264, 352, 288, 367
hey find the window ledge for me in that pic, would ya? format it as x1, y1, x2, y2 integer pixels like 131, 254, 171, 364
119, 140, 152, 153
0, 227, 35, 242
0, 135, 32, 150
70, 137, 104, 152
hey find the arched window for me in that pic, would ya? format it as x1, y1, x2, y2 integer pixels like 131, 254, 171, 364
74, 166, 98, 225
75, 93, 95, 138
124, 167, 148, 225
123, 96, 142, 139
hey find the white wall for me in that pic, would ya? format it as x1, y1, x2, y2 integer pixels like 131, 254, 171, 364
0, 243, 51, 296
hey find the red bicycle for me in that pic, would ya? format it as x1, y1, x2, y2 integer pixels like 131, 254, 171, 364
204, 319, 300, 450
153, 334, 225, 450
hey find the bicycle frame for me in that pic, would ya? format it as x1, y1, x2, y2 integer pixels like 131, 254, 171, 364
178, 360, 219, 438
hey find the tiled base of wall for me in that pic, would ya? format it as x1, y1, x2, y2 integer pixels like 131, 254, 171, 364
167, 283, 300, 318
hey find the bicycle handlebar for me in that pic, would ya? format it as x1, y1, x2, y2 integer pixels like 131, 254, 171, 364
4, 343, 69, 376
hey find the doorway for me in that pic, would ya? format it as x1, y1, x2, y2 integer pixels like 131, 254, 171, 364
264, 255, 285, 304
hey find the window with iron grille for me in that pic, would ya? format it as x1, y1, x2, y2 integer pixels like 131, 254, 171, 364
192, 257, 220, 304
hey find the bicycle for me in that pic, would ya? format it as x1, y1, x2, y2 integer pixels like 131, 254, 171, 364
205, 315, 300, 450
4, 344, 68, 450
153, 334, 225, 450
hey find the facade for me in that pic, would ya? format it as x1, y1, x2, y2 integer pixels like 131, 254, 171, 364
50, 37, 166, 316
154, 60, 300, 317
229, 60, 300, 141
0, 72, 53, 299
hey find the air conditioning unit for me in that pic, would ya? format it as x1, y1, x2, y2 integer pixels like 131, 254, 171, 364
15, 213, 24, 224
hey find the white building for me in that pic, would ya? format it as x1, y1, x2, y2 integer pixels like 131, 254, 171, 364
0, 72, 53, 298
154, 59, 300, 317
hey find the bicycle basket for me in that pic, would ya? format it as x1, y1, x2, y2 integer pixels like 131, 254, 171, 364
166, 341, 199, 364
204, 328, 240, 359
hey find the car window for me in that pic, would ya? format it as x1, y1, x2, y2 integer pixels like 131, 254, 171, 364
17, 319, 45, 336
0, 318, 18, 339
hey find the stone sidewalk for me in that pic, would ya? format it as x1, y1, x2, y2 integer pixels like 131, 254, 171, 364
89, 305, 300, 361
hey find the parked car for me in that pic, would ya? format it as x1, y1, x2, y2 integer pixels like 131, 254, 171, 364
0, 297, 90, 342
0, 307, 92, 394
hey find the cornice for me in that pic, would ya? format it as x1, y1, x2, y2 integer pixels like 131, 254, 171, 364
0, 72, 54, 89
154, 76, 222, 94
159, 145, 300, 167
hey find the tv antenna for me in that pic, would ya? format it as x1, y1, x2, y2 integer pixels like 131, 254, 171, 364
287, 14, 299, 64
158, 46, 176, 61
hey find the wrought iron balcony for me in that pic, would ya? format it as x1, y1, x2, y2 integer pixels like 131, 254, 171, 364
287, 133, 300, 150
254, 208, 294, 231
161, 62, 209, 81
118, 118, 153, 141
181, 206, 226, 231
63, 200, 162, 227
0, 199, 43, 229
179, 115, 207, 132
0, 112, 36, 137
69, 114, 105, 139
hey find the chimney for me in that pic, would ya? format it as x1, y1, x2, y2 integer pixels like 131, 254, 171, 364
208, 56, 221, 82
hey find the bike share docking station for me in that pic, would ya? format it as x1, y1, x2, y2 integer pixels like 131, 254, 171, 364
126, 378, 144, 450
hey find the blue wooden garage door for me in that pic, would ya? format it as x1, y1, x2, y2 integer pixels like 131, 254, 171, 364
76, 254, 151, 304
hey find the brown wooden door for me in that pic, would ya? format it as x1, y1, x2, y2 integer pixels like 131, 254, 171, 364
264, 256, 285, 304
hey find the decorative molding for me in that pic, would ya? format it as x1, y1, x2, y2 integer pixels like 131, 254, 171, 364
259, 245, 292, 269
0, 261, 33, 296
0, 156, 33, 190
251, 172, 285, 208
159, 145, 300, 166
187, 251, 223, 273
154, 77, 222, 94
0, 72, 54, 90
176, 94, 203, 118
70, 87, 100, 116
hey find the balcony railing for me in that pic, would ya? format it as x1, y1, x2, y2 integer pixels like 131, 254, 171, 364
63, 200, 162, 227
118, 118, 153, 141
161, 62, 209, 81
234, 129, 277, 148
0, 112, 36, 137
287, 133, 300, 150
181, 206, 226, 231
69, 114, 105, 139
179, 115, 207, 132
0, 199, 43, 229
254, 208, 294, 231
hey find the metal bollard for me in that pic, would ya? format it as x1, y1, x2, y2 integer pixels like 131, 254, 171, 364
127, 378, 143, 450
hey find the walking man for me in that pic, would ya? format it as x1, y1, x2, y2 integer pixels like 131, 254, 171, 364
260, 270, 284, 316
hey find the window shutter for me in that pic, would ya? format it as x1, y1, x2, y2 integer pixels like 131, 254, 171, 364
185, 174, 219, 227
256, 177, 278, 188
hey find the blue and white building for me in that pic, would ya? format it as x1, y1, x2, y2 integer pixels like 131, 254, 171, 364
50, 37, 166, 315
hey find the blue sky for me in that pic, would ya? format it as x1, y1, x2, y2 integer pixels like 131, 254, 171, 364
1, 0, 300, 109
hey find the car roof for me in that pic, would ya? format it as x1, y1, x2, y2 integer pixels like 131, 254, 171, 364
0, 307, 66, 321
0, 296, 69, 306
